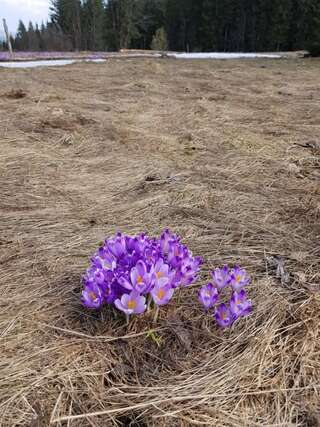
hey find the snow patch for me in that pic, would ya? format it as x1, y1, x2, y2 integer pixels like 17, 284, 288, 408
84, 58, 107, 63
170, 52, 281, 59
0, 58, 107, 68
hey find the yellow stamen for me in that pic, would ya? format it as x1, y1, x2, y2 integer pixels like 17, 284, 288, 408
157, 288, 166, 300
236, 275, 241, 282
128, 300, 137, 310
88, 291, 97, 301
156, 271, 163, 279
137, 275, 143, 284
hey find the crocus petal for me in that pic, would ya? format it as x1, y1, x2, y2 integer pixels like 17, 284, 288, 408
118, 275, 133, 290
134, 296, 147, 314
133, 280, 148, 293
136, 260, 147, 276
130, 267, 139, 286
230, 290, 252, 319
82, 284, 103, 309
121, 293, 131, 307
230, 266, 251, 290
114, 299, 125, 312
160, 263, 169, 276
151, 284, 174, 306
212, 265, 231, 289
215, 303, 233, 328
241, 300, 252, 316
198, 282, 218, 309
157, 276, 170, 287
155, 258, 164, 271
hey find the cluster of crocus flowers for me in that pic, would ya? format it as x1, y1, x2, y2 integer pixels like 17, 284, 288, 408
198, 265, 252, 328
82, 229, 202, 320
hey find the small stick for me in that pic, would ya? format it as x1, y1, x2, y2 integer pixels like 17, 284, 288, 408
153, 306, 160, 323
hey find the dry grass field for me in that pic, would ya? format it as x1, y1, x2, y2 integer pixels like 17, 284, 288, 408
0, 57, 319, 426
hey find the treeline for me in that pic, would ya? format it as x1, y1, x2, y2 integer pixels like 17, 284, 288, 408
5, 0, 320, 53
10, 21, 72, 51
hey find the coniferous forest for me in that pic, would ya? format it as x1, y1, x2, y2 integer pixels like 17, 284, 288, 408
3, 0, 320, 54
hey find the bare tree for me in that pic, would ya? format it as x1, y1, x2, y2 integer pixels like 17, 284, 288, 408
2, 19, 13, 56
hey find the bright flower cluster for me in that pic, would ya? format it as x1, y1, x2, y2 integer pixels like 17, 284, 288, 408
82, 230, 202, 317
198, 265, 252, 328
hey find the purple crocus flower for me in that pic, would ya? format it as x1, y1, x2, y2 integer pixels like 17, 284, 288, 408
114, 290, 146, 315
167, 241, 186, 266
82, 281, 104, 309
95, 250, 116, 271
214, 303, 234, 328
82, 229, 202, 316
198, 283, 218, 310
145, 247, 159, 265
106, 233, 127, 258
151, 283, 175, 306
154, 258, 171, 286
124, 235, 136, 253
160, 229, 179, 255
130, 260, 153, 293
92, 268, 105, 285
124, 234, 148, 256
211, 265, 231, 289
119, 260, 153, 293
230, 266, 250, 291
179, 256, 202, 286
102, 282, 115, 304
230, 290, 252, 318
134, 233, 148, 253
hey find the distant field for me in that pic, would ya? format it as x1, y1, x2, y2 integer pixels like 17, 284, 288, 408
0, 50, 304, 63
0, 58, 319, 426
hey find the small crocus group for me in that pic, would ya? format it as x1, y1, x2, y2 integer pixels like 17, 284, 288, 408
198, 265, 252, 328
82, 230, 202, 320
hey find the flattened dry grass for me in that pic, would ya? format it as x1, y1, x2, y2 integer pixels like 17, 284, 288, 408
0, 58, 319, 426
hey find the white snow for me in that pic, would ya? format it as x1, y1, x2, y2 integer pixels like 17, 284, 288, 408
0, 52, 282, 68
170, 52, 281, 59
0, 58, 107, 68
111, 53, 162, 58
84, 58, 107, 63
0, 59, 76, 68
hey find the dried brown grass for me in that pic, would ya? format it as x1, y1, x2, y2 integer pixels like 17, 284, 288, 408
0, 58, 319, 426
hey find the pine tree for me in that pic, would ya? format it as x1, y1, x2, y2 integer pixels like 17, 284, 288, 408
82, 0, 105, 51
305, 0, 320, 56
104, 0, 120, 50
15, 21, 29, 50
119, 0, 141, 49
50, 0, 82, 49
135, 0, 166, 50
104, 0, 141, 50
39, 23, 46, 50
28, 22, 40, 51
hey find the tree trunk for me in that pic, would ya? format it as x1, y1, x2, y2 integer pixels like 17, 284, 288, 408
3, 19, 13, 57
